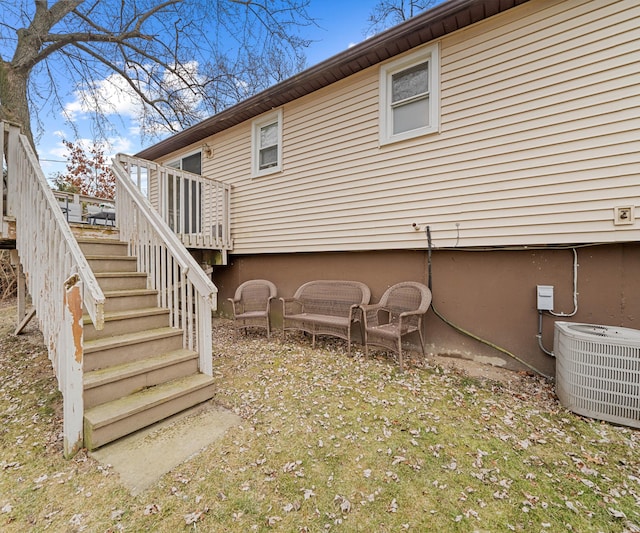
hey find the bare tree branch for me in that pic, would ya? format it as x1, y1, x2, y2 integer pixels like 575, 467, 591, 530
1, 0, 316, 148
365, 0, 438, 37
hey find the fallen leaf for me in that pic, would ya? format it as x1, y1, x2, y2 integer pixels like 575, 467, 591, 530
184, 511, 203, 525
608, 508, 626, 519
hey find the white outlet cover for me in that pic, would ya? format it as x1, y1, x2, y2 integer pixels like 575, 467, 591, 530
614, 206, 634, 226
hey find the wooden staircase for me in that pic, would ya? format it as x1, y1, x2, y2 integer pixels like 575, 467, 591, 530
74, 230, 215, 450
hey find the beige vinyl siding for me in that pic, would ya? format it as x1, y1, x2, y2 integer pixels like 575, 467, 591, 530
192, 0, 639, 254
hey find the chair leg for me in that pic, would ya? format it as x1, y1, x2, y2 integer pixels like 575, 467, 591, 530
397, 338, 404, 372
417, 328, 426, 355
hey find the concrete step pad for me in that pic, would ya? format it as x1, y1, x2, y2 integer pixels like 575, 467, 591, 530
84, 327, 184, 371
83, 307, 170, 341
83, 349, 199, 408
84, 373, 215, 450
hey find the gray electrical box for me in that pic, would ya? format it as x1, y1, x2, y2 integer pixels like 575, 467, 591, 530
537, 285, 554, 311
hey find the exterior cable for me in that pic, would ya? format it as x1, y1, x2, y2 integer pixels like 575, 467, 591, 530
425, 226, 552, 380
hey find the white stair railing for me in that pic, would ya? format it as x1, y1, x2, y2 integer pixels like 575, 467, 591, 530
3, 122, 105, 457
115, 153, 232, 251
111, 156, 217, 376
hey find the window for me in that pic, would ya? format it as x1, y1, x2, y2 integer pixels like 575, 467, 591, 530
167, 151, 201, 174
165, 150, 202, 233
252, 109, 282, 177
379, 44, 439, 145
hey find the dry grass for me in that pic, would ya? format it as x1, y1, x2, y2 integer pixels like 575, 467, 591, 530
1, 304, 639, 532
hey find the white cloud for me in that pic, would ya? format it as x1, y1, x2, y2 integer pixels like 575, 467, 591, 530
63, 61, 206, 138
48, 136, 68, 160
65, 61, 205, 120
106, 136, 135, 158
64, 72, 143, 121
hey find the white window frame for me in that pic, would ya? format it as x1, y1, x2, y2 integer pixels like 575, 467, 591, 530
164, 149, 203, 234
379, 43, 440, 146
166, 149, 202, 174
252, 109, 283, 177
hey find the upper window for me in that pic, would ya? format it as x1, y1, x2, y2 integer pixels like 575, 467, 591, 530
167, 151, 202, 174
379, 44, 440, 145
252, 109, 283, 177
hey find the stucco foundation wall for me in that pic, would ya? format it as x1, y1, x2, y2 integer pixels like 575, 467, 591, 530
211, 242, 640, 378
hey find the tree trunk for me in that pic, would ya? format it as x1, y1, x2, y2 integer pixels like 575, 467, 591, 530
0, 61, 34, 150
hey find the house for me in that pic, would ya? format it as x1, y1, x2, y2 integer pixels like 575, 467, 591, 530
136, 0, 640, 378
1, 0, 638, 455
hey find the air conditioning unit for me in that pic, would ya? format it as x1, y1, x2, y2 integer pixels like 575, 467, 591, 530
554, 322, 640, 428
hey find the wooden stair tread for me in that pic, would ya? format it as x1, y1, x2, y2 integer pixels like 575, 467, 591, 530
85, 254, 137, 260
84, 373, 214, 429
74, 230, 212, 450
82, 307, 169, 325
95, 272, 147, 278
76, 237, 124, 244
102, 288, 157, 297
83, 327, 183, 353
84, 349, 197, 389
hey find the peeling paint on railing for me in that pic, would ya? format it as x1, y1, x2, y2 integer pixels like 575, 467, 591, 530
2, 121, 103, 456
64, 274, 84, 364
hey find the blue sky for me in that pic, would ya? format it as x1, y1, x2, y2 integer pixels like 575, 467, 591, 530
306, 2, 377, 64
37, 1, 386, 176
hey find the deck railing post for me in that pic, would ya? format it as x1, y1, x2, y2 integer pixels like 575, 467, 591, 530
61, 274, 84, 458
6, 123, 19, 218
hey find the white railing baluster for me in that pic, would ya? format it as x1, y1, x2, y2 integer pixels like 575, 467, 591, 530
172, 257, 180, 329
187, 283, 194, 351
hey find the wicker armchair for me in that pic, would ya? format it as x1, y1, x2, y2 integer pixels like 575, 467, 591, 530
228, 279, 277, 337
361, 282, 432, 371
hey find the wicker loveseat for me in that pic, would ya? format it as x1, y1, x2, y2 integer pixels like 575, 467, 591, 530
281, 280, 371, 353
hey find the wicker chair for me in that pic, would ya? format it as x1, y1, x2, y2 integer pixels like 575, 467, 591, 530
361, 282, 432, 371
228, 279, 277, 337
